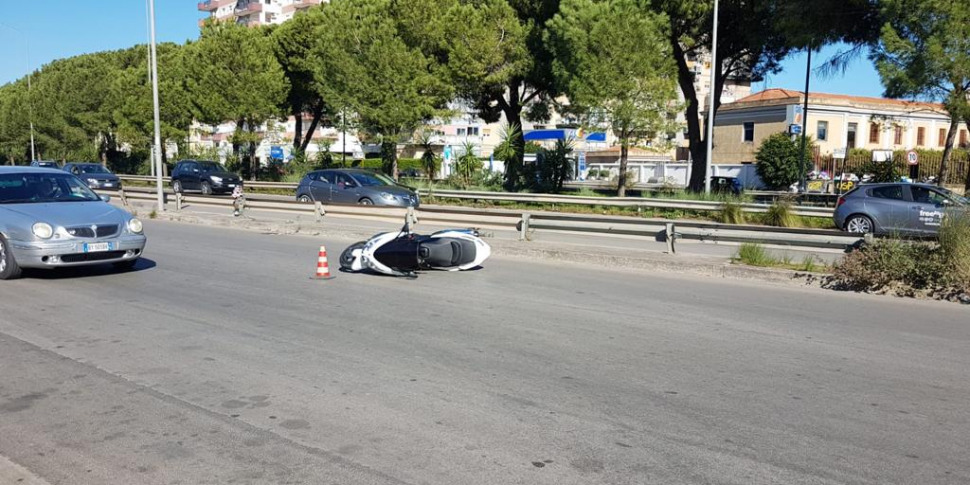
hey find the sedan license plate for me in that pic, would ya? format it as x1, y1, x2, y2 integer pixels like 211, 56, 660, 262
103, 183, 114, 188
227, 184, 236, 188
83, 242, 113, 253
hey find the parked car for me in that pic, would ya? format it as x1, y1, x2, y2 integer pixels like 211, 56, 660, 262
834, 182, 969, 235
171, 160, 243, 195
710, 176, 742, 196
62, 163, 122, 190
296, 169, 419, 207
0, 167, 146, 279
30, 160, 60, 169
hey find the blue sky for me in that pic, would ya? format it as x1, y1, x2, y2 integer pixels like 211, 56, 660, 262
1, 2, 886, 98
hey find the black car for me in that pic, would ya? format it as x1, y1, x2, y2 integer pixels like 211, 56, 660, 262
29, 160, 60, 169
62, 163, 122, 189
710, 176, 743, 196
171, 160, 243, 195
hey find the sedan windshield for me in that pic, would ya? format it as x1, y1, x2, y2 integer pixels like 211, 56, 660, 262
198, 162, 226, 173
77, 165, 110, 174
0, 173, 101, 204
938, 188, 970, 206
352, 172, 394, 187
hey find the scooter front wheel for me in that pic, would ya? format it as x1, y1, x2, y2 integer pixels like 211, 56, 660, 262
340, 241, 367, 271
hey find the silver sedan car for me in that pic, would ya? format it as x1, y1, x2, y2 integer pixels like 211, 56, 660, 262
0, 167, 147, 279
834, 182, 969, 235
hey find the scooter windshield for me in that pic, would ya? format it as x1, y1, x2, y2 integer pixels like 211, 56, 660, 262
373, 237, 421, 271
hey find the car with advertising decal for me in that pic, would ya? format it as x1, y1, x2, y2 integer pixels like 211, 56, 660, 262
834, 182, 968, 235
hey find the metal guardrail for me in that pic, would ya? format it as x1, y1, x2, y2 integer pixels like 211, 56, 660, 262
116, 175, 834, 218
104, 185, 860, 252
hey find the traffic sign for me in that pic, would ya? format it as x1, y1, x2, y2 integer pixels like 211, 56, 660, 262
270, 146, 284, 160
788, 124, 802, 135
907, 150, 919, 165
833, 147, 846, 159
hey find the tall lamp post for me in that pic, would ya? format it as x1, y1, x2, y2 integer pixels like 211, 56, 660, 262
0, 23, 37, 162
147, 0, 164, 212
703, 0, 720, 194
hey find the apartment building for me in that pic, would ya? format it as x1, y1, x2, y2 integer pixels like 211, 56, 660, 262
712, 89, 970, 163
197, 0, 325, 27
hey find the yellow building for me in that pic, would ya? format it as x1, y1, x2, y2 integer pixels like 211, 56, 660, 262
713, 89, 970, 163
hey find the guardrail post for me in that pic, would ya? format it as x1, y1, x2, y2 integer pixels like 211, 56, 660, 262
314, 201, 325, 221
863, 233, 874, 246
175, 192, 183, 211
407, 206, 418, 227
519, 213, 531, 241
665, 222, 676, 254
118, 187, 129, 208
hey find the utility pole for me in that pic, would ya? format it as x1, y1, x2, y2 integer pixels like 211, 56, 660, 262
148, 0, 164, 212
703, 0, 719, 194
146, 0, 155, 177
342, 109, 347, 165
798, 47, 813, 193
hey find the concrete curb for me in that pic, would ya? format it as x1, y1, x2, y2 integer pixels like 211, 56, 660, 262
136, 203, 824, 288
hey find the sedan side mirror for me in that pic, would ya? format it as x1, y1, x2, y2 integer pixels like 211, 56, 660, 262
101, 194, 111, 202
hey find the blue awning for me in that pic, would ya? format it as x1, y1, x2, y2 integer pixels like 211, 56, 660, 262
524, 129, 570, 141
523, 129, 607, 142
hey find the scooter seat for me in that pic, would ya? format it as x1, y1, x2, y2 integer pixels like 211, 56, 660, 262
419, 238, 477, 267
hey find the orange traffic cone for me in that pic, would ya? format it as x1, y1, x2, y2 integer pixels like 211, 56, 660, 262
311, 245, 335, 280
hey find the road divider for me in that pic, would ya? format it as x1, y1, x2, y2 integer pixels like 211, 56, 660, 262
101, 185, 860, 251
115, 175, 835, 217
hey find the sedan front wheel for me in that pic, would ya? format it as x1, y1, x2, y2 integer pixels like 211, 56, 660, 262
0, 235, 23, 280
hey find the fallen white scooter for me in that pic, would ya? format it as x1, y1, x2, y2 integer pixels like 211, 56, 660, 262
339, 218, 491, 277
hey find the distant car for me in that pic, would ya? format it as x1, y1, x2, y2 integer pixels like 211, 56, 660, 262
296, 169, 419, 207
710, 176, 742, 196
30, 160, 60, 169
0, 167, 146, 279
62, 163, 121, 190
170, 160, 243, 196
834, 182, 969, 235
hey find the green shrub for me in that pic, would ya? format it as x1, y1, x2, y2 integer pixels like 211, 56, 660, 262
831, 239, 950, 292
763, 200, 798, 227
756, 133, 814, 190
939, 214, 970, 285
736, 243, 777, 267
719, 200, 746, 225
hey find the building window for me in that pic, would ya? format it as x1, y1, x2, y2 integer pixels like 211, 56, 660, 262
917, 127, 925, 146
894, 126, 903, 145
817, 121, 828, 141
847, 123, 858, 148
961, 130, 969, 148
869, 123, 880, 144
457, 128, 466, 136
742, 122, 754, 143
940, 128, 947, 146
467, 127, 480, 136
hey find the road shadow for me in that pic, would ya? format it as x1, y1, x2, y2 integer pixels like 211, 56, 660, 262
23, 258, 158, 280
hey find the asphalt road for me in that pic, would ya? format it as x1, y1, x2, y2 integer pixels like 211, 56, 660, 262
0, 220, 968, 485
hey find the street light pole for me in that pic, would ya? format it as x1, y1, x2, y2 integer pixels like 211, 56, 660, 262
1, 23, 37, 162
703, 0, 719, 194
148, 0, 164, 212
798, 47, 813, 193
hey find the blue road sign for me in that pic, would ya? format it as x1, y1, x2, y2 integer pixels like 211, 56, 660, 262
270, 146, 284, 160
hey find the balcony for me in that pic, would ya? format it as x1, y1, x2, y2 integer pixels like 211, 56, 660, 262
235, 1, 264, 14
197, 0, 235, 12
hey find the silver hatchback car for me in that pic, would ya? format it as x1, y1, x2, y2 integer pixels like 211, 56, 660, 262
834, 183, 969, 235
0, 167, 147, 279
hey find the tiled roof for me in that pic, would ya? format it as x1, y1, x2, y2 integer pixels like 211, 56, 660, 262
727, 88, 944, 112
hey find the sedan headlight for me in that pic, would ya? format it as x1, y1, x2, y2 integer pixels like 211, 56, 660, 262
210, 176, 223, 184
127, 218, 144, 234
380, 192, 395, 200
87, 178, 100, 186
32, 222, 54, 239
